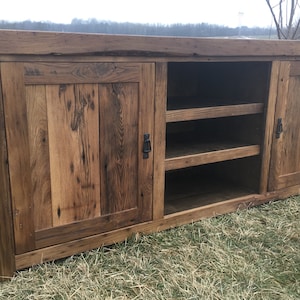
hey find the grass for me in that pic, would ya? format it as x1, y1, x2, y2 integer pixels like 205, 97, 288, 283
1, 196, 299, 300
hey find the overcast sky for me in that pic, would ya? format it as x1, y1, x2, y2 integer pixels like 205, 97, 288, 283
0, 0, 273, 28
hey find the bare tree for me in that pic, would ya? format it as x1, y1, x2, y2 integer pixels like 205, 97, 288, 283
265, 0, 300, 39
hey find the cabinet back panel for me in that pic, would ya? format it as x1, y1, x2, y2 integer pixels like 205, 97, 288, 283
166, 115, 264, 147
167, 62, 271, 109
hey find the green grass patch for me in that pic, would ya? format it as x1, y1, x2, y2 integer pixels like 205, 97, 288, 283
1, 196, 299, 299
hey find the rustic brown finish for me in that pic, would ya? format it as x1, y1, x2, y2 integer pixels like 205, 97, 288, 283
165, 145, 260, 171
1, 63, 36, 254
24, 62, 140, 84
35, 209, 137, 249
1, 31, 300, 279
0, 65, 16, 280
137, 63, 155, 221
166, 103, 264, 123
260, 61, 280, 193
269, 61, 300, 190
1, 30, 300, 58
47, 83, 100, 226
153, 63, 167, 220
14, 184, 300, 271
99, 82, 139, 214
0, 60, 154, 257
25, 85, 53, 230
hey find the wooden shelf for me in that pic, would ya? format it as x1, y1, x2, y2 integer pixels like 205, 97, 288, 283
165, 177, 255, 215
166, 103, 264, 123
165, 144, 260, 171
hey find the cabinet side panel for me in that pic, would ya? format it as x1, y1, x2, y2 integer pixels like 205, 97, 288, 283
0, 64, 16, 280
47, 84, 101, 226
1, 63, 35, 254
26, 85, 53, 230
99, 83, 139, 214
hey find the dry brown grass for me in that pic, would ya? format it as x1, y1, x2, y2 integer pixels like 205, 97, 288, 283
1, 196, 299, 299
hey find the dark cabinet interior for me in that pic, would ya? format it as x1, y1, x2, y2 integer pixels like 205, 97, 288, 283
164, 62, 271, 214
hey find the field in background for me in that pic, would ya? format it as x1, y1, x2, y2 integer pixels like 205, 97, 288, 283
1, 197, 299, 300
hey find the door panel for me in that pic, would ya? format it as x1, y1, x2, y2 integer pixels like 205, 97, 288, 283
26, 85, 52, 230
99, 83, 139, 214
1, 62, 154, 253
269, 61, 300, 190
47, 84, 100, 226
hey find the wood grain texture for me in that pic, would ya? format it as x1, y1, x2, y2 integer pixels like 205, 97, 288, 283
15, 185, 300, 271
274, 74, 300, 189
1, 63, 35, 254
166, 103, 264, 123
1, 30, 300, 58
260, 61, 280, 193
47, 84, 100, 226
269, 62, 300, 190
0, 64, 16, 280
280, 76, 300, 174
24, 63, 140, 84
165, 145, 260, 171
153, 63, 167, 220
99, 83, 139, 214
25, 85, 52, 230
35, 209, 137, 249
289, 61, 300, 76
269, 62, 291, 191
137, 63, 155, 221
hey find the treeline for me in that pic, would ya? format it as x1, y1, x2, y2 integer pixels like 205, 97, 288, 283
0, 19, 275, 38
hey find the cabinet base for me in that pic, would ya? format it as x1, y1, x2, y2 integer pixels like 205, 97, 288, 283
14, 185, 300, 272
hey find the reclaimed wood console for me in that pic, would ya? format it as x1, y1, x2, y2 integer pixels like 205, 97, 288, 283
1, 30, 300, 279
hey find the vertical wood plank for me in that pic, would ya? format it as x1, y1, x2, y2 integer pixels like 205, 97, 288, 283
1, 63, 35, 254
138, 63, 155, 221
153, 63, 167, 220
0, 64, 16, 280
280, 76, 300, 174
260, 61, 280, 193
26, 85, 53, 230
268, 62, 291, 191
47, 84, 100, 226
99, 83, 139, 214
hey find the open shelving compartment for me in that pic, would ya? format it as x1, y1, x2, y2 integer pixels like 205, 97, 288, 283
164, 61, 272, 215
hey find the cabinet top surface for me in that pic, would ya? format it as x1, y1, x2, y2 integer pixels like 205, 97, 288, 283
1, 29, 300, 59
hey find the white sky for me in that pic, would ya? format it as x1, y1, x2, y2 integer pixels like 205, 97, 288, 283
0, 0, 273, 28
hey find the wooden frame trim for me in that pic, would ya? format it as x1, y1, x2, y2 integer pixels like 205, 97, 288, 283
165, 145, 260, 171
1, 30, 300, 58
166, 103, 264, 123
260, 61, 281, 193
35, 209, 138, 249
23, 62, 141, 84
153, 63, 167, 220
1, 63, 36, 254
15, 185, 300, 270
0, 64, 16, 280
268, 62, 291, 191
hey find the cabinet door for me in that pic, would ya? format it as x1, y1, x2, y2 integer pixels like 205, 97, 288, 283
1, 62, 154, 254
269, 62, 300, 190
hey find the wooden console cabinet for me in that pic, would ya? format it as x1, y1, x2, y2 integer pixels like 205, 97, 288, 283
1, 30, 300, 279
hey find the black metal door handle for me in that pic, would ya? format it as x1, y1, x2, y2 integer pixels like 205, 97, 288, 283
276, 118, 283, 139
143, 134, 151, 159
